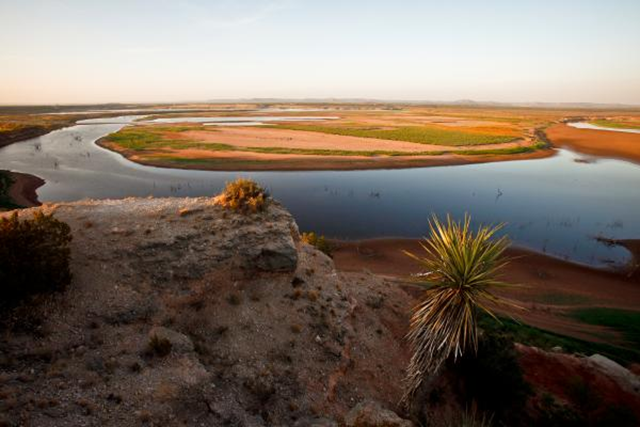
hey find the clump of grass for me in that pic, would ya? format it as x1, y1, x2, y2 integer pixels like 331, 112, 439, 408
146, 334, 172, 358
401, 214, 515, 406
215, 178, 269, 213
301, 232, 333, 256
0, 211, 72, 312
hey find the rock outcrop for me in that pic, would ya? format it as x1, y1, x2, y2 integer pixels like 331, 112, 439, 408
0, 198, 412, 426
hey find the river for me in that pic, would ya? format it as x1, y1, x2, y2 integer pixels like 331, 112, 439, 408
1, 116, 639, 268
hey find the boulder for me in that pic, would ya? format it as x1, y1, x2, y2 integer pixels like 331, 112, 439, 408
588, 354, 640, 395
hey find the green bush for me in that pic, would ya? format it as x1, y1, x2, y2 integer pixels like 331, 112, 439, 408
301, 232, 333, 256
216, 178, 269, 213
0, 211, 72, 310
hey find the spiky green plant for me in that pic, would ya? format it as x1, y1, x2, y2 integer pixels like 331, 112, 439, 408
401, 214, 516, 406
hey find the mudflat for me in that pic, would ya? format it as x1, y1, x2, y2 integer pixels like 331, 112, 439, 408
547, 123, 640, 164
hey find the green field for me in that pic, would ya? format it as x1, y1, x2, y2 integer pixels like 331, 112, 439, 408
590, 120, 640, 130
569, 307, 640, 348
270, 124, 517, 146
480, 314, 640, 366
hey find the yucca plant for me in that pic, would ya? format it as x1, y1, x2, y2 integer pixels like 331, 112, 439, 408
401, 214, 516, 406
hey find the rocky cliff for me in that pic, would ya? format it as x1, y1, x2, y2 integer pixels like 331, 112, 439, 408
0, 197, 413, 426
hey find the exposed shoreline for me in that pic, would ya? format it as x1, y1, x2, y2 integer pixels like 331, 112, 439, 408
330, 237, 640, 342
1, 170, 44, 209
547, 123, 640, 165
0, 126, 58, 149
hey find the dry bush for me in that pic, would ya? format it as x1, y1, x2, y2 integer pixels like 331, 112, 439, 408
215, 178, 269, 213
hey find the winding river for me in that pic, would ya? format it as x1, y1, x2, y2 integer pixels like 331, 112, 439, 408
1, 116, 639, 268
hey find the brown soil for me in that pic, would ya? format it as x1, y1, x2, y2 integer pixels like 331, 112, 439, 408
177, 127, 529, 153
518, 345, 640, 422
547, 123, 640, 164
330, 238, 640, 343
5, 171, 44, 208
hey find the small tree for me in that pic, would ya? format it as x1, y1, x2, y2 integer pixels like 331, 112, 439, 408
401, 214, 515, 406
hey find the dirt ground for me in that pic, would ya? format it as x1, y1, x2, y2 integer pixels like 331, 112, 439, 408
330, 238, 640, 344
547, 123, 640, 164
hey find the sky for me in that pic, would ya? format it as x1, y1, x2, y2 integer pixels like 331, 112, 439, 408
1, 0, 640, 105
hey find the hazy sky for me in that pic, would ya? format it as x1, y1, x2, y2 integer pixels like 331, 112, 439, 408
1, 0, 640, 105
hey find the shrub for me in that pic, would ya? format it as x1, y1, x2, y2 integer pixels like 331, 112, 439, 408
0, 211, 72, 311
301, 232, 333, 256
454, 332, 531, 420
215, 178, 269, 213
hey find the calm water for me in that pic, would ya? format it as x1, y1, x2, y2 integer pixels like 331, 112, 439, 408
1, 117, 639, 268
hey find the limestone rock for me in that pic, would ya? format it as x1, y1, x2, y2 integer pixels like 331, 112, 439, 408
588, 354, 640, 395
345, 401, 413, 427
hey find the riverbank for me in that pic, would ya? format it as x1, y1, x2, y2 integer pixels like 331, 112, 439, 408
330, 238, 640, 344
547, 123, 640, 164
0, 170, 44, 210
0, 125, 60, 148
0, 114, 82, 148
